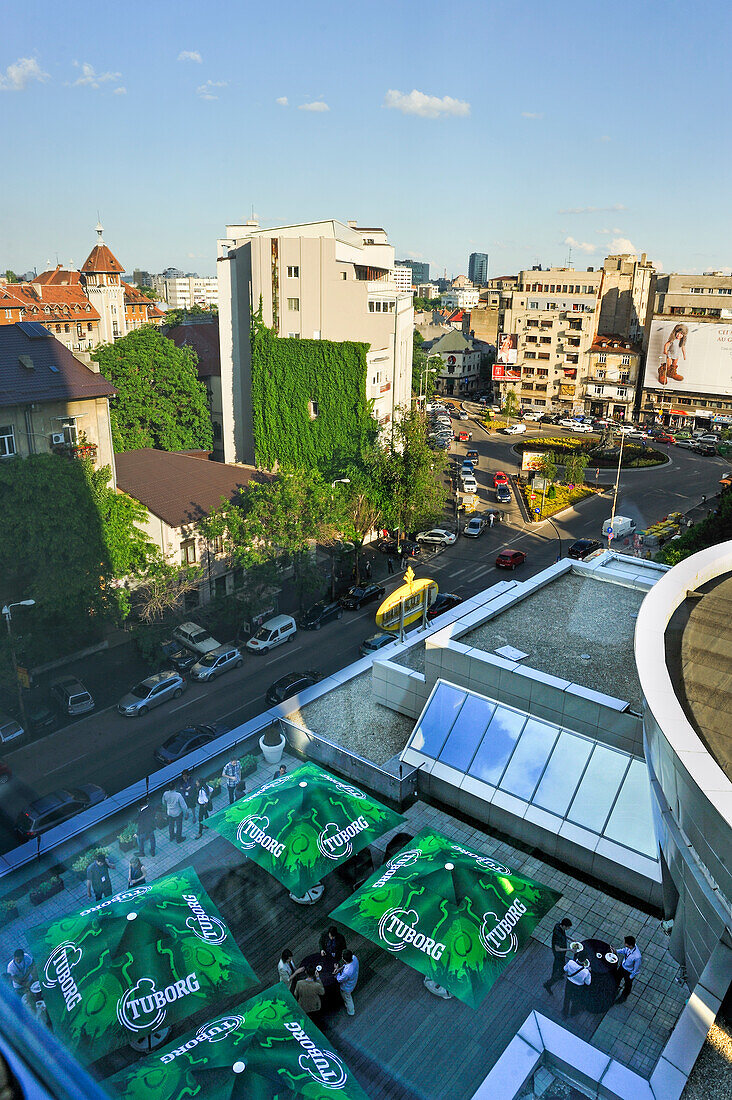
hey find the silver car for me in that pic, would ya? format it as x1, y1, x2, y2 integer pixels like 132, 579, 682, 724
189, 645, 243, 682
118, 671, 186, 717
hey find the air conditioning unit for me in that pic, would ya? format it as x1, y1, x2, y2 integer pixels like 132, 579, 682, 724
51, 432, 65, 444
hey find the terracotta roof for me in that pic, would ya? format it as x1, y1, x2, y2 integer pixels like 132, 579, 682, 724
166, 320, 221, 377
33, 266, 81, 286
81, 243, 124, 274
115, 449, 269, 528
8, 284, 100, 322
0, 323, 116, 407
590, 335, 641, 353
0, 289, 26, 311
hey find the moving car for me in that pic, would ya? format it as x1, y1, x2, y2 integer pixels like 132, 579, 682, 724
466, 449, 479, 463
360, 632, 398, 657
458, 410, 469, 420
0, 714, 24, 746
172, 621, 221, 657
463, 515, 487, 537
615, 424, 635, 435
567, 538, 603, 560
375, 538, 421, 558
265, 671, 321, 707
504, 423, 526, 434
492, 470, 509, 486
655, 432, 676, 444
153, 724, 227, 766
461, 474, 478, 494
522, 411, 543, 421
339, 582, 386, 610
495, 549, 526, 570
456, 431, 471, 442
15, 785, 107, 840
426, 593, 463, 620
118, 671, 186, 717
693, 443, 717, 456
50, 676, 95, 717
675, 438, 697, 449
246, 614, 297, 653
496, 483, 512, 504
558, 418, 578, 429
571, 422, 594, 433
298, 599, 344, 630
695, 434, 719, 445
416, 528, 457, 547
189, 645, 243, 682
0, 761, 11, 786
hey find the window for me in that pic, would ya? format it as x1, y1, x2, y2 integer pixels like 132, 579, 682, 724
566, 354, 579, 364
524, 351, 536, 359
212, 535, 225, 555
87, 322, 93, 331
540, 337, 551, 344
286, 266, 299, 278
286, 332, 300, 339
670, 306, 686, 315
690, 287, 704, 294
620, 372, 630, 382
717, 287, 732, 295
528, 300, 539, 310
593, 385, 605, 395
621, 354, 631, 365
537, 369, 549, 378
368, 300, 395, 313
598, 353, 607, 363
526, 336, 537, 343
181, 540, 197, 565
617, 388, 627, 398
0, 425, 16, 457
538, 352, 550, 360
287, 297, 300, 311
340, 271, 347, 280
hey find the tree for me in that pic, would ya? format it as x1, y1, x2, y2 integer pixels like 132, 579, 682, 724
538, 453, 557, 484
366, 406, 449, 538
91, 327, 213, 453
137, 286, 159, 300
164, 304, 215, 328
338, 475, 383, 584
132, 560, 203, 623
411, 334, 440, 400
4, 270, 18, 283
659, 490, 732, 566
564, 451, 589, 487
502, 388, 519, 418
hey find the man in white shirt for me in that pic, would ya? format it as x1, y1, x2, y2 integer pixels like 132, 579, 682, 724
562, 956, 591, 1018
162, 786, 187, 843
615, 936, 642, 1001
335, 949, 359, 1016
6, 949, 35, 994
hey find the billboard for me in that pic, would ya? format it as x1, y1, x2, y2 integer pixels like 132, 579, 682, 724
492, 362, 521, 381
497, 333, 518, 364
521, 451, 545, 473
645, 320, 732, 397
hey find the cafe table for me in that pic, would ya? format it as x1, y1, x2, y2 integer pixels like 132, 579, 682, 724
581, 937, 620, 1013
291, 952, 341, 1011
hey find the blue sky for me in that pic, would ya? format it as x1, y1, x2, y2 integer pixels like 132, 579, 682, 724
2, 0, 729, 279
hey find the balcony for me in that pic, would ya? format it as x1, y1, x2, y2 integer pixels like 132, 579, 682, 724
51, 441, 98, 461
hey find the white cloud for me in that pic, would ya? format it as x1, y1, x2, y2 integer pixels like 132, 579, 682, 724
276, 96, 288, 106
563, 236, 596, 254
521, 111, 543, 119
599, 134, 611, 142
608, 237, 638, 255
383, 88, 470, 119
177, 50, 202, 63
0, 56, 49, 92
406, 250, 423, 260
71, 61, 122, 89
559, 203, 626, 215
197, 80, 227, 100
298, 100, 329, 112
113, 86, 127, 95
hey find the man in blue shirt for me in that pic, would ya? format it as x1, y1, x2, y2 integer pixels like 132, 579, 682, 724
615, 935, 642, 1001
335, 949, 359, 1016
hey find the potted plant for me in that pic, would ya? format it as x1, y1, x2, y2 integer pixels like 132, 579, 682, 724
208, 777, 222, 799
117, 823, 138, 853
0, 899, 19, 920
29, 875, 64, 906
239, 754, 258, 778
259, 724, 286, 765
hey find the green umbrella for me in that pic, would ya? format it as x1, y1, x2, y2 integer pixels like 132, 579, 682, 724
330, 829, 562, 1009
106, 985, 370, 1100
205, 761, 403, 897
27, 867, 257, 1063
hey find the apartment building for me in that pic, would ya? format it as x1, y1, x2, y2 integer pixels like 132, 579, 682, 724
216, 219, 413, 464
397, 258, 429, 284
468, 251, 489, 286
416, 282, 440, 300
598, 252, 654, 343
152, 274, 219, 310
440, 282, 480, 310
638, 271, 732, 428
0, 282, 101, 353
392, 263, 414, 294
430, 329, 481, 397
584, 335, 641, 421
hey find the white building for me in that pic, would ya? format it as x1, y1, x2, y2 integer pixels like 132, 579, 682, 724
440, 285, 480, 311
152, 274, 219, 310
392, 264, 414, 294
430, 329, 482, 397
216, 219, 413, 465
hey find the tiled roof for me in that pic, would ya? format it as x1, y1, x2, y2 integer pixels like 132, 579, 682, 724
8, 284, 100, 321
33, 266, 81, 286
431, 329, 473, 353
81, 243, 124, 274
166, 320, 221, 377
0, 289, 26, 311
590, 335, 641, 353
115, 449, 268, 528
0, 324, 116, 407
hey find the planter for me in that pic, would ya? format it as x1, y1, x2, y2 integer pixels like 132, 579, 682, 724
118, 836, 137, 853
240, 755, 258, 778
259, 732, 286, 765
29, 879, 64, 907
0, 904, 19, 920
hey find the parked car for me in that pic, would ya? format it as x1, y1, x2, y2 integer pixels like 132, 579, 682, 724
50, 676, 95, 717
189, 645, 243, 682
299, 599, 344, 630
458, 410, 469, 420
496, 483, 512, 504
153, 723, 227, 766
693, 443, 717, 456
655, 432, 676, 444
245, 614, 297, 654
615, 424, 635, 435
0, 714, 24, 746
340, 583, 386, 610
522, 411, 543, 421
567, 538, 603, 560
558, 418, 578, 429
266, 672, 321, 707
492, 470, 509, 486
172, 622, 221, 657
426, 593, 464, 621
504, 423, 526, 434
375, 538, 421, 558
495, 549, 526, 570
695, 434, 719, 445
15, 785, 107, 840
416, 528, 457, 547
118, 671, 186, 717
601, 516, 636, 539
460, 460, 475, 473
360, 632, 398, 657
571, 422, 594, 433
23, 690, 57, 733
159, 640, 198, 675
541, 414, 560, 424
461, 475, 478, 494
463, 516, 487, 537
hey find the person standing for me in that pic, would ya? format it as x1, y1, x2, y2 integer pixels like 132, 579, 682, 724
162, 786, 187, 843
294, 966, 325, 1018
562, 956, 591, 1018
177, 770, 196, 823
335, 949, 359, 1016
128, 855, 146, 889
544, 917, 573, 994
136, 798, 156, 857
6, 949, 35, 995
278, 949, 304, 986
615, 936, 642, 1001
221, 759, 241, 805
319, 926, 346, 963
195, 778, 212, 838
387, 555, 395, 575
488, 513, 495, 528
87, 852, 114, 902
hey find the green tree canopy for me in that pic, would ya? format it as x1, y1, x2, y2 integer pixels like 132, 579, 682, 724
365, 406, 448, 537
92, 327, 213, 453
502, 388, 519, 418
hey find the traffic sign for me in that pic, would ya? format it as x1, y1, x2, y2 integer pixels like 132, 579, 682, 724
607, 526, 613, 536
534, 508, 540, 515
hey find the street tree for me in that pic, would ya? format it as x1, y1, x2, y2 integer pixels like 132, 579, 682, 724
538, 452, 558, 484
502, 388, 519, 418
365, 406, 448, 539
337, 475, 383, 584
564, 451, 589, 487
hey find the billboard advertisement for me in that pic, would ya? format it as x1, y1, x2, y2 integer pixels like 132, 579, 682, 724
497, 333, 518, 364
645, 320, 732, 397
521, 451, 545, 473
492, 362, 521, 381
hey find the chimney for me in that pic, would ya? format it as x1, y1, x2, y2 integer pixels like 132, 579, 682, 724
347, 220, 358, 228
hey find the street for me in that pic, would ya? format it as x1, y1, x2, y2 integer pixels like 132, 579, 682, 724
0, 415, 726, 853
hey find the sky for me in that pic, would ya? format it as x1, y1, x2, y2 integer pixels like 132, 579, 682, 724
1, 0, 730, 280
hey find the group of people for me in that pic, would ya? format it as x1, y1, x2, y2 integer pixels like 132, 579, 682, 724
279, 925, 359, 1018
544, 917, 643, 1018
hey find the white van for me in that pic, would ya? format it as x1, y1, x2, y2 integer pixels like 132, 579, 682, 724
601, 516, 636, 540
245, 614, 297, 654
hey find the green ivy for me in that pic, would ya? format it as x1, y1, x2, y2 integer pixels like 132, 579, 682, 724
250, 317, 378, 476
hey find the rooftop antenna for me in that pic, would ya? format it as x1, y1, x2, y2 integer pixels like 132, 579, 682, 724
566, 244, 573, 267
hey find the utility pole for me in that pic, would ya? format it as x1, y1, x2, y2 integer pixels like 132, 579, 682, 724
608, 431, 625, 547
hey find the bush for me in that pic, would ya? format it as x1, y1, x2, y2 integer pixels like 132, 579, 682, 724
71, 848, 108, 876
117, 822, 137, 844
240, 754, 258, 777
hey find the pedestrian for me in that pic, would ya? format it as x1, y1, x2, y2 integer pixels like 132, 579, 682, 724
615, 936, 642, 1001
177, 770, 196, 822
319, 926, 347, 963
195, 778, 212, 838
6, 949, 35, 995
543, 917, 573, 995
87, 852, 114, 902
162, 785, 187, 843
562, 956, 591, 1018
363, 558, 372, 579
278, 948, 304, 986
387, 555, 395, 575
221, 758, 241, 805
335, 948, 359, 1016
294, 965, 325, 1018
273, 763, 287, 781
128, 855, 146, 889
488, 512, 495, 528
136, 797, 156, 857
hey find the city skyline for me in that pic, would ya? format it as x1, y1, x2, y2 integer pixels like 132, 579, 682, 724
2, 0, 730, 277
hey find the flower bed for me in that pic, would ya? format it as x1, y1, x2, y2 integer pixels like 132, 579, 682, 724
521, 481, 595, 519
513, 437, 666, 468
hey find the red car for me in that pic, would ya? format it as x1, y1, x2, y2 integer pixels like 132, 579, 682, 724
456, 431, 470, 442
496, 549, 526, 570
655, 433, 675, 444
493, 471, 509, 487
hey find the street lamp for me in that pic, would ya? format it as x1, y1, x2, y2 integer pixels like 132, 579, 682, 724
330, 479, 351, 598
2, 600, 35, 733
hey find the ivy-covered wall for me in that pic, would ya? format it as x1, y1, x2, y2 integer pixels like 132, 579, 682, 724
250, 319, 378, 475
